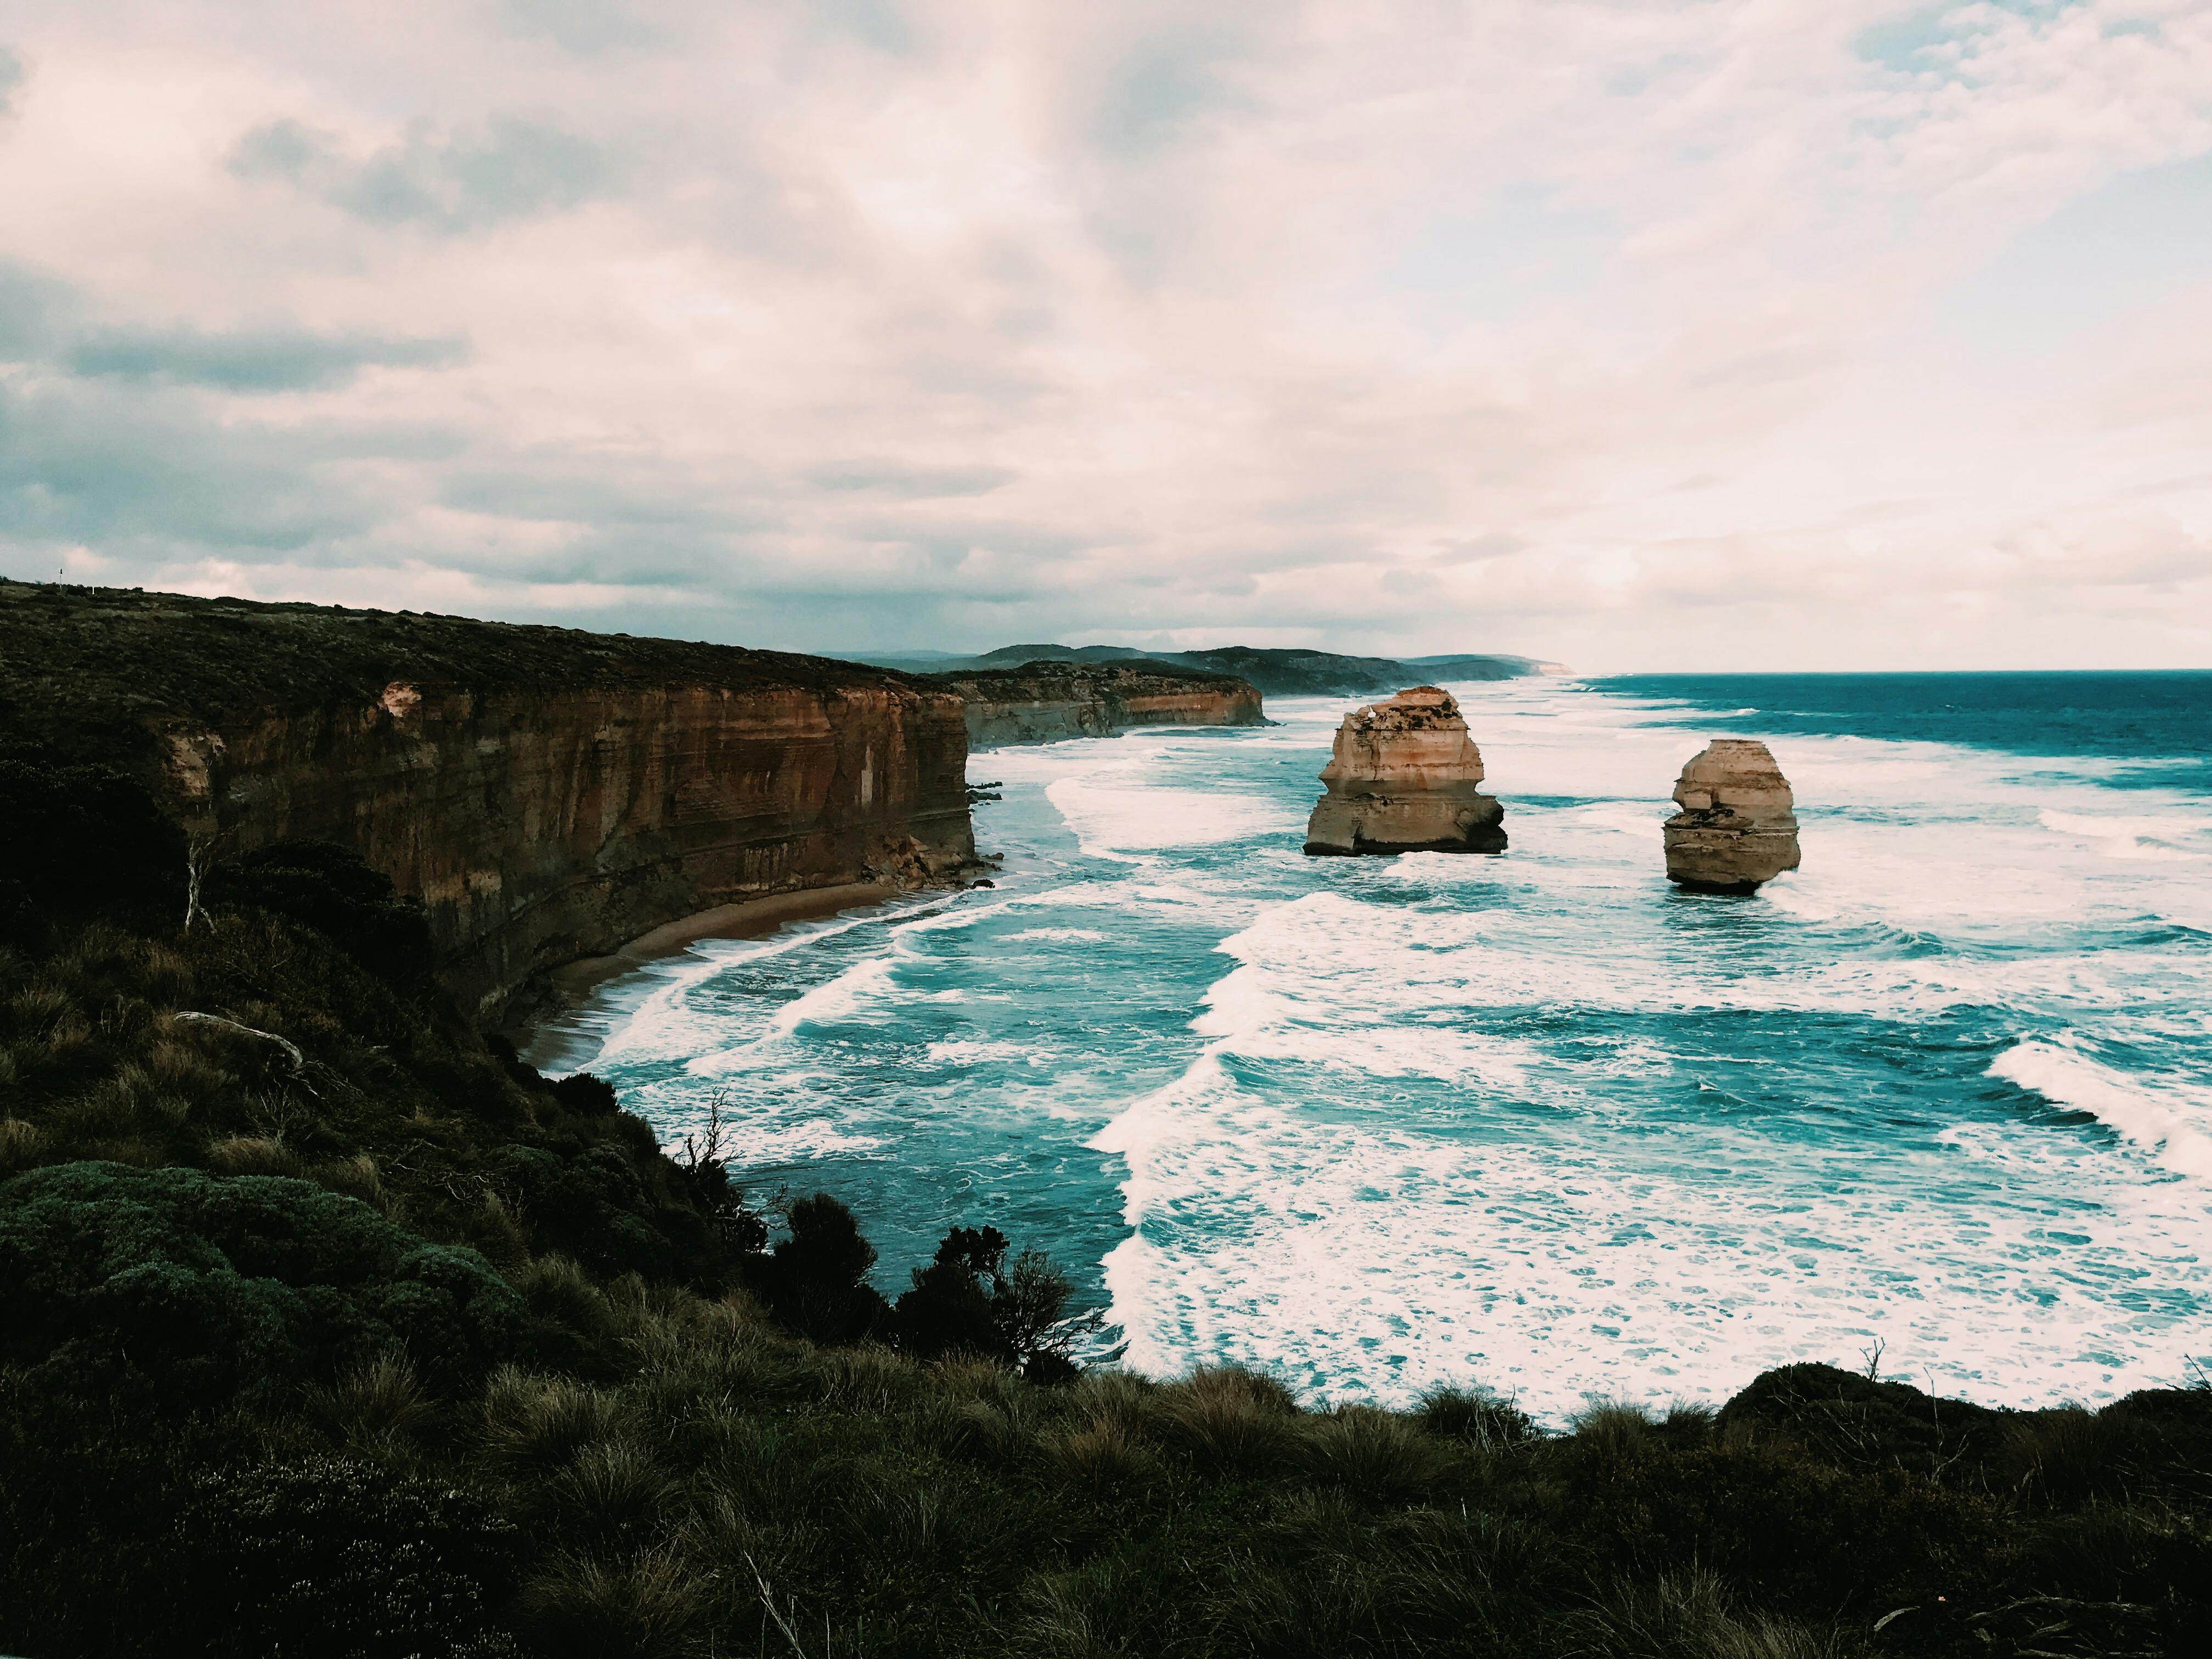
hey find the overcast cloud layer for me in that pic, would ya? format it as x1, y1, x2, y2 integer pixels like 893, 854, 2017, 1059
2, 1, 2209, 668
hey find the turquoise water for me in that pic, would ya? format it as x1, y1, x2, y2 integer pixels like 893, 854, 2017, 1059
533, 675, 2212, 1417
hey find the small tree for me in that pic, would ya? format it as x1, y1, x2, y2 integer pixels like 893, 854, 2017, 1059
893, 1224, 1102, 1375
746, 1194, 888, 1343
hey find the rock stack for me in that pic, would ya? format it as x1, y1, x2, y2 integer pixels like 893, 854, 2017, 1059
1304, 687, 1507, 856
1662, 740, 1801, 891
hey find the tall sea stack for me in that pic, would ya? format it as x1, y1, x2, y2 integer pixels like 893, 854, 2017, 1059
1303, 686, 1506, 856
1662, 739, 1801, 892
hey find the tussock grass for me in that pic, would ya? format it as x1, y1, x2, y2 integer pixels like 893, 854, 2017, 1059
484, 1370, 623, 1478
514, 1549, 704, 1659
309, 1352, 436, 1447
1566, 1568, 1865, 1659
1045, 1417, 1160, 1493
1298, 1403, 1447, 1500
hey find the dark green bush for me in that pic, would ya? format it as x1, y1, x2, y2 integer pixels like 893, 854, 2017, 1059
176, 1454, 518, 1658
0, 1161, 525, 1401
0, 746, 185, 940
549, 1072, 619, 1116
747, 1192, 890, 1344
1715, 1361, 2007, 1478
205, 839, 433, 985
893, 1222, 1093, 1370
1566, 1438, 2009, 1612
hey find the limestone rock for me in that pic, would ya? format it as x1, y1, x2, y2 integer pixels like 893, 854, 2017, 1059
929, 661, 1265, 748
1663, 739, 1801, 892
1304, 687, 1506, 856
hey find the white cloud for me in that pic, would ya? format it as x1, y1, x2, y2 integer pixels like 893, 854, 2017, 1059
0, 0, 2208, 668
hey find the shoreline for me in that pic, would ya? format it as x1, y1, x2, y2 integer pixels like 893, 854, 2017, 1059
510, 881, 902, 1072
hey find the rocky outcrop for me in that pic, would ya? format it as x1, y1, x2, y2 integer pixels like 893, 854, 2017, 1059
1663, 740, 1801, 892
1304, 686, 1506, 855
0, 582, 977, 1019
929, 661, 1265, 748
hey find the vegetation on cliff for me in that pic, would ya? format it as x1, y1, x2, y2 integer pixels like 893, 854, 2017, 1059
924, 658, 1267, 747
2, 730, 2209, 1659
0, 580, 944, 778
862, 642, 1551, 696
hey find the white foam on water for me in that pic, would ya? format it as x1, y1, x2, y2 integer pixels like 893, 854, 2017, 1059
572, 674, 2212, 1417
684, 956, 902, 1076
926, 1037, 1049, 1068
659, 1118, 885, 1163
1046, 777, 1295, 856
1990, 1039, 2212, 1180
541, 895, 947, 1071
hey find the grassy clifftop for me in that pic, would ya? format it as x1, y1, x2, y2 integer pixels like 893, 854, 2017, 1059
0, 580, 933, 765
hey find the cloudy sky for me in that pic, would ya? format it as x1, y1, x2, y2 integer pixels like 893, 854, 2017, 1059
2, 1, 2208, 669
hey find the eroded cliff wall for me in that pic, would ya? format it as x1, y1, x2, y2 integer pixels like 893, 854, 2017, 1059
928, 661, 1265, 748
1, 583, 974, 1018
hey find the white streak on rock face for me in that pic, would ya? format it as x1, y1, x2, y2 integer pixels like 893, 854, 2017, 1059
1662, 738, 1801, 891
1302, 686, 1507, 856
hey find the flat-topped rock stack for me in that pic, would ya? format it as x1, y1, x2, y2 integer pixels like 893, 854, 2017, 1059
1663, 739, 1801, 892
1304, 686, 1507, 856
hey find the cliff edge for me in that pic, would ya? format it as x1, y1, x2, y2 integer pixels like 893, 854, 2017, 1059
0, 582, 976, 1019
926, 659, 1265, 748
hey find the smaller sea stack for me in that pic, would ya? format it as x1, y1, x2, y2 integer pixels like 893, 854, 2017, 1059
1304, 687, 1507, 856
1663, 739, 1801, 892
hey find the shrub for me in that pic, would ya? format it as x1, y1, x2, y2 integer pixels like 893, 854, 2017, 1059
204, 839, 433, 985
174, 1453, 519, 1658
0, 1161, 526, 1402
550, 1072, 620, 1116
895, 1224, 1015, 1362
892, 1222, 1097, 1370
747, 1193, 890, 1344
0, 747, 187, 941
1420, 1383, 1538, 1448
1714, 1363, 2005, 1480
495, 1143, 692, 1283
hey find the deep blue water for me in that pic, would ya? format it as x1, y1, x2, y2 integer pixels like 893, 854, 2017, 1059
1607, 672, 2212, 791
532, 675, 2212, 1417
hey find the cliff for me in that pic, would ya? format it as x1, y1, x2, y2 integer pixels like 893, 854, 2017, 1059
1304, 686, 1507, 855
854, 644, 1556, 695
925, 659, 1265, 748
0, 582, 975, 1018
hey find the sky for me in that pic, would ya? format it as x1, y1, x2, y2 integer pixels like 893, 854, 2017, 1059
1, 1, 2209, 671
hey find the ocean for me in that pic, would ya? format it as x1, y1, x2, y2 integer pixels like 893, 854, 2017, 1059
528, 673, 2212, 1418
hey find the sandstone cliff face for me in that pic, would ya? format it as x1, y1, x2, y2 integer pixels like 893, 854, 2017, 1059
929, 661, 1265, 748
1304, 687, 1506, 855
1, 583, 975, 1019
1663, 739, 1801, 892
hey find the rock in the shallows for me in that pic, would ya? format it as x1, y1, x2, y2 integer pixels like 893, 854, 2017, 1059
1662, 739, 1801, 891
1304, 687, 1507, 856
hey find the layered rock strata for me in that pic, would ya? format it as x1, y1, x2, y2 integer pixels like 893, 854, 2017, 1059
1, 582, 977, 1019
1662, 739, 1801, 892
1303, 686, 1506, 855
928, 660, 1265, 748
